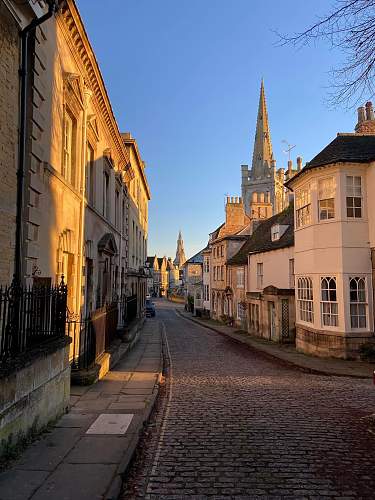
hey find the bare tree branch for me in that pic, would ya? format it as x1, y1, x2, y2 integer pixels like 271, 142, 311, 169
277, 0, 375, 107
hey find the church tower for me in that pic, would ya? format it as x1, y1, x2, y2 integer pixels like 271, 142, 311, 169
241, 80, 286, 219
173, 231, 186, 267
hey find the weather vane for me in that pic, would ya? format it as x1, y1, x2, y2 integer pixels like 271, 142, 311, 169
282, 139, 296, 161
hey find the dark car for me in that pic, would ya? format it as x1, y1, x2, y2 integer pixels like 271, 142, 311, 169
145, 300, 156, 317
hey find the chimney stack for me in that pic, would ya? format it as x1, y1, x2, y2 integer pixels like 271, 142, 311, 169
356, 102, 375, 134
287, 160, 293, 176
297, 156, 302, 172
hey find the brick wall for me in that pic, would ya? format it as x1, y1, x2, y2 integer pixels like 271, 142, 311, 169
0, 7, 19, 284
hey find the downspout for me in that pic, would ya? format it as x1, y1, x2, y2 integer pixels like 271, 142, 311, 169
76, 88, 92, 315
15, 0, 59, 285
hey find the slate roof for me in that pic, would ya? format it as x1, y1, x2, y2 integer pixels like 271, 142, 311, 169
227, 205, 294, 266
185, 246, 208, 265
286, 134, 375, 188
209, 223, 224, 240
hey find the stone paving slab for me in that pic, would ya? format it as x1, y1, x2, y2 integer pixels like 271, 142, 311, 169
0, 318, 163, 500
66, 435, 133, 464
31, 463, 117, 500
0, 470, 50, 500
14, 427, 82, 471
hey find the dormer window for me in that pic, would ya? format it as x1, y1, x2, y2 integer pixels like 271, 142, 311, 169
271, 224, 280, 241
271, 224, 288, 241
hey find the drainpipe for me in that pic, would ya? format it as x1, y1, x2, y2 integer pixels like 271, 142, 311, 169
15, 0, 59, 285
76, 88, 92, 315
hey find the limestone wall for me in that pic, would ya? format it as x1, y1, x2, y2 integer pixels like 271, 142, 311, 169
0, 7, 19, 284
0, 340, 71, 455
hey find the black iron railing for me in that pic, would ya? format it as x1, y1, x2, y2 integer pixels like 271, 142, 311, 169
119, 294, 137, 325
0, 278, 67, 361
68, 315, 96, 370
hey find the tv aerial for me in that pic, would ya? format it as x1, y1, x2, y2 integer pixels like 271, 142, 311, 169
282, 139, 296, 161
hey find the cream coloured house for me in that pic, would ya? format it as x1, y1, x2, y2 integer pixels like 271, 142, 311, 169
122, 133, 151, 315
228, 206, 295, 339
286, 104, 375, 359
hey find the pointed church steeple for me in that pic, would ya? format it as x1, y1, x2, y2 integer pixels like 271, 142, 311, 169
173, 231, 186, 267
251, 80, 274, 179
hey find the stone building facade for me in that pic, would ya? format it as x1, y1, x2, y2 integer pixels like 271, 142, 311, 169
286, 105, 375, 359
210, 197, 250, 320
228, 206, 296, 341
0, 0, 46, 284
123, 133, 151, 315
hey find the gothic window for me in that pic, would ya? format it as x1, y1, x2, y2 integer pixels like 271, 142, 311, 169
321, 277, 338, 327
350, 277, 367, 328
297, 277, 314, 323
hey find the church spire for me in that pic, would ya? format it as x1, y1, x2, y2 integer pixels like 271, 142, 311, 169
173, 230, 186, 267
251, 79, 273, 178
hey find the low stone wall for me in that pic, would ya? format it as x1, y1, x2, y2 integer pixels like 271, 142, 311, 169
0, 337, 71, 456
296, 325, 374, 360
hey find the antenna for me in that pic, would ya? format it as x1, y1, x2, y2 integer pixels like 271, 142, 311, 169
282, 139, 296, 161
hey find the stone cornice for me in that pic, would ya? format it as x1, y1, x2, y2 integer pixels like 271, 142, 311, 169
58, 0, 134, 182
122, 135, 151, 200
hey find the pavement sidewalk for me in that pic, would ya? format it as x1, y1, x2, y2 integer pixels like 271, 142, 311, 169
178, 310, 374, 379
0, 318, 163, 500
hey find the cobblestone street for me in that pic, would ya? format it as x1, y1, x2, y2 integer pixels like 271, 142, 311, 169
123, 300, 375, 499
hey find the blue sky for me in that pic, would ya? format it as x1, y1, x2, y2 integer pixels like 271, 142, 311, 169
77, 0, 356, 260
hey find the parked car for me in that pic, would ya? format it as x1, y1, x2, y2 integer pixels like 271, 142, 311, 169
145, 300, 156, 317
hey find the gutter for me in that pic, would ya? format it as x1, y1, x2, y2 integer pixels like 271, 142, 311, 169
14, 0, 59, 284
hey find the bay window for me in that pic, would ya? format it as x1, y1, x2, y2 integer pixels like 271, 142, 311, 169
295, 186, 311, 228
318, 177, 335, 220
346, 176, 362, 218
349, 277, 367, 328
297, 277, 314, 323
321, 277, 338, 326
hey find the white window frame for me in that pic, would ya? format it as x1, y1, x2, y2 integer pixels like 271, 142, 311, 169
297, 277, 314, 323
295, 186, 312, 228
321, 276, 338, 327
289, 259, 295, 289
257, 262, 263, 289
237, 267, 244, 288
349, 276, 367, 329
346, 175, 362, 219
63, 111, 74, 184
318, 177, 335, 221
271, 224, 280, 241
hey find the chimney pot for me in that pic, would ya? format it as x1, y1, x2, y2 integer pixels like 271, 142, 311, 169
358, 106, 366, 124
366, 101, 375, 121
287, 160, 292, 173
